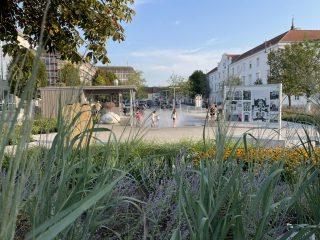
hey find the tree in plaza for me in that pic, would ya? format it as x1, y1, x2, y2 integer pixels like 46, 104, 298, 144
188, 70, 209, 98
92, 69, 116, 86
126, 70, 147, 99
168, 73, 190, 100
0, 0, 135, 63
58, 63, 81, 86
268, 41, 320, 107
8, 47, 47, 97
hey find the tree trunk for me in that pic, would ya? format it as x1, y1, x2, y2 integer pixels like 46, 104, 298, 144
288, 95, 292, 108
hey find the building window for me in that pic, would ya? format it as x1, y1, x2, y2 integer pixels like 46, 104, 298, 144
257, 57, 260, 67
295, 95, 300, 100
242, 63, 246, 71
248, 74, 252, 85
249, 61, 252, 69
256, 72, 260, 80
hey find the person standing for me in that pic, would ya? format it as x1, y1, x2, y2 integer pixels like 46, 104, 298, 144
171, 108, 177, 127
95, 101, 102, 117
136, 108, 143, 127
151, 110, 157, 128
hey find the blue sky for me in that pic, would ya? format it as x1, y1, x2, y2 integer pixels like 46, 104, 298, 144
105, 0, 320, 86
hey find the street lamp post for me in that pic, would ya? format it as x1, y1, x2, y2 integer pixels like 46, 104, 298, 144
169, 86, 180, 108
163, 90, 169, 105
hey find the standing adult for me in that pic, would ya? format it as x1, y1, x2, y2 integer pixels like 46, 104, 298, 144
171, 108, 177, 128
95, 101, 102, 117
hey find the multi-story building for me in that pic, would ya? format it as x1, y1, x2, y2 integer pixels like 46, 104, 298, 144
207, 27, 320, 106
97, 66, 135, 83
0, 32, 30, 105
40, 52, 96, 86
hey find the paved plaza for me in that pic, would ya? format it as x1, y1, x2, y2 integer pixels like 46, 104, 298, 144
29, 107, 319, 148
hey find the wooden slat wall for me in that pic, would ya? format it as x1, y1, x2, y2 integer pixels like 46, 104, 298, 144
40, 88, 82, 118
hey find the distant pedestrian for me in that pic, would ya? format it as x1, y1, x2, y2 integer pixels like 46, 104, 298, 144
136, 108, 143, 127
171, 108, 177, 127
209, 105, 216, 121
95, 101, 102, 117
151, 110, 157, 128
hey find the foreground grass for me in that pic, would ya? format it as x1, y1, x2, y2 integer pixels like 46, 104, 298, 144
2, 137, 320, 239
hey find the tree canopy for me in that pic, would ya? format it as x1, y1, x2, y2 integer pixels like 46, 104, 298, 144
92, 69, 116, 86
126, 70, 147, 98
188, 70, 209, 98
58, 63, 80, 86
8, 48, 47, 97
0, 0, 135, 63
268, 41, 320, 107
167, 74, 190, 99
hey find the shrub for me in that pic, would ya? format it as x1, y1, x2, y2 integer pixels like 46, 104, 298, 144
31, 118, 57, 134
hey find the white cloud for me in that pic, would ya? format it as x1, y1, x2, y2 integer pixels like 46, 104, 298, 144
205, 38, 217, 46
129, 47, 243, 86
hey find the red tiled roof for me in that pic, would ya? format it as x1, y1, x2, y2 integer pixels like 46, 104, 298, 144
232, 31, 288, 63
206, 67, 218, 75
226, 54, 240, 58
280, 30, 320, 42
233, 30, 320, 63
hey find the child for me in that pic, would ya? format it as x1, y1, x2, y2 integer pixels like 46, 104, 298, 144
171, 108, 177, 127
136, 109, 142, 127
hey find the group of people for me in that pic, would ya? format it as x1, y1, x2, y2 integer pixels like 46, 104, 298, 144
136, 108, 176, 128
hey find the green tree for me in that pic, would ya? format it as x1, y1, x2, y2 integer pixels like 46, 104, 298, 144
58, 63, 80, 86
0, 0, 135, 63
92, 69, 116, 86
188, 70, 209, 98
126, 71, 147, 98
268, 41, 320, 107
8, 48, 47, 97
168, 74, 190, 99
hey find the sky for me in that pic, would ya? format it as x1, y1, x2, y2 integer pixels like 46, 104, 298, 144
104, 0, 320, 86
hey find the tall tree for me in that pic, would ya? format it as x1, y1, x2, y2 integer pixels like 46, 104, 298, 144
268, 41, 320, 107
168, 73, 190, 99
0, 0, 135, 63
58, 63, 80, 86
188, 70, 209, 98
126, 70, 147, 98
8, 48, 47, 97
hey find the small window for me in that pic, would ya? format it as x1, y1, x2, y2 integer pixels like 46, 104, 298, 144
295, 96, 300, 100
249, 61, 252, 69
257, 57, 260, 67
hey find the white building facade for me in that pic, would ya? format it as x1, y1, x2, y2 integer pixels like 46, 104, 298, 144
207, 29, 320, 106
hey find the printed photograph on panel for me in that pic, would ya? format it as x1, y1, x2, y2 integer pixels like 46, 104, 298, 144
231, 101, 237, 111
270, 113, 279, 123
243, 112, 250, 122
234, 91, 242, 100
226, 91, 232, 100
270, 91, 279, 100
252, 98, 269, 121
243, 90, 251, 100
243, 102, 251, 111
270, 101, 279, 111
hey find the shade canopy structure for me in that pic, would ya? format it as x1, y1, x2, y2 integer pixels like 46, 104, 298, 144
39, 85, 137, 118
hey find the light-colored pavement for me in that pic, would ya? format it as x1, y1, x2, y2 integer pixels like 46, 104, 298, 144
30, 108, 319, 147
